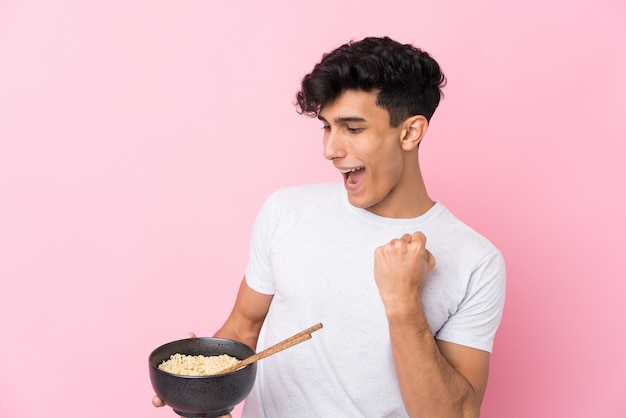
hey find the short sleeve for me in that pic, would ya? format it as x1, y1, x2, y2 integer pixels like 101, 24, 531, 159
435, 249, 506, 352
244, 193, 279, 295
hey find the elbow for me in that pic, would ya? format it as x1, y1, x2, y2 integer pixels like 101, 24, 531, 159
406, 394, 481, 418
457, 394, 482, 418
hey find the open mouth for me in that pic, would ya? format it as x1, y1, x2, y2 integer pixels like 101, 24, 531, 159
341, 167, 365, 185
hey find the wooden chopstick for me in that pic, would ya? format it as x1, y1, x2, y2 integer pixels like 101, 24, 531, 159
217, 322, 323, 374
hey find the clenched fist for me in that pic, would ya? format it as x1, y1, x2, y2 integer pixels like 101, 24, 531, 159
373, 231, 435, 310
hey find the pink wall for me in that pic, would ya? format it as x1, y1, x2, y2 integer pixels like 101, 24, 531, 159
1, 1, 625, 417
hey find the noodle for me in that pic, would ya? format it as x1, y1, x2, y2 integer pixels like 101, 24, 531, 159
158, 353, 240, 376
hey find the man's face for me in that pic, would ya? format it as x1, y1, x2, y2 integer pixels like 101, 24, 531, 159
318, 90, 414, 217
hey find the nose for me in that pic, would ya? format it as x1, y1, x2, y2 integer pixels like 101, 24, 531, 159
323, 130, 346, 160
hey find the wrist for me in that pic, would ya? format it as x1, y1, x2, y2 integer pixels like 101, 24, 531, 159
384, 296, 430, 332
387, 313, 434, 344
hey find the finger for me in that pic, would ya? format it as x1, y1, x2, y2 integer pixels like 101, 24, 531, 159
186, 332, 197, 338
387, 234, 412, 248
425, 249, 436, 269
411, 231, 427, 244
152, 395, 165, 408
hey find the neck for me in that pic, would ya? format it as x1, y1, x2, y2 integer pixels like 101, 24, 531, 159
367, 155, 434, 219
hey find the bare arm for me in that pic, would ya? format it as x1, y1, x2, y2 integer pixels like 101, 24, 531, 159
374, 232, 489, 417
213, 276, 273, 349
387, 302, 489, 417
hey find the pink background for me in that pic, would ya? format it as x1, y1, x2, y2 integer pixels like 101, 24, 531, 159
1, 1, 625, 417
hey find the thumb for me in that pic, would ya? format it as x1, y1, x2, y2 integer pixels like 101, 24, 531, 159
425, 249, 436, 270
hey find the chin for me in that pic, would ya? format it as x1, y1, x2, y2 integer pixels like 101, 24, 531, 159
346, 193, 375, 210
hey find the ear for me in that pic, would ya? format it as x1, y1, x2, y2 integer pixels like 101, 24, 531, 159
399, 115, 429, 151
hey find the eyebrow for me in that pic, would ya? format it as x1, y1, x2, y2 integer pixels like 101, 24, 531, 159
318, 115, 367, 124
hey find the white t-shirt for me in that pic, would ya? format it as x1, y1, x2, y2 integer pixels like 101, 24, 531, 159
242, 182, 505, 417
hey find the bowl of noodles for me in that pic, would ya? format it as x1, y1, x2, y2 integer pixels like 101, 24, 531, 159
149, 337, 257, 418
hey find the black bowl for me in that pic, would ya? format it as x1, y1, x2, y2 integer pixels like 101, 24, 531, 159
149, 337, 257, 418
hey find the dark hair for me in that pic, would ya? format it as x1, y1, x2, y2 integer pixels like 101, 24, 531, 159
296, 36, 446, 126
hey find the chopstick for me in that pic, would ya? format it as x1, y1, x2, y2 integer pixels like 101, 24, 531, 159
217, 322, 323, 374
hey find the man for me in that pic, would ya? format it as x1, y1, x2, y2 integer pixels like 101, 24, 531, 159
154, 36, 505, 417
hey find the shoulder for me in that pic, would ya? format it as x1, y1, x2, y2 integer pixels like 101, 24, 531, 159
428, 204, 504, 267
264, 182, 341, 209
270, 181, 340, 198
432, 205, 497, 246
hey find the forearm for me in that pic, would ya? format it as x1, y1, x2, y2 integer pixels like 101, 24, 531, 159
212, 320, 261, 349
387, 301, 480, 418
